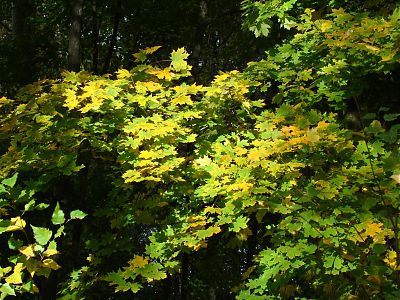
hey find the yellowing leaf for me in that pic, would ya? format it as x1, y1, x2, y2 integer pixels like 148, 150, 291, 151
141, 81, 163, 92
128, 255, 149, 269
247, 149, 261, 161
143, 46, 162, 54
42, 258, 61, 270
147, 68, 174, 80
384, 250, 397, 269
19, 244, 36, 258
43, 248, 59, 257
365, 221, 383, 238
116, 69, 131, 79
122, 169, 142, 183
171, 94, 193, 106
133, 46, 161, 62
170, 48, 190, 72
6, 216, 26, 232
63, 89, 79, 110
320, 20, 332, 32
5, 263, 24, 284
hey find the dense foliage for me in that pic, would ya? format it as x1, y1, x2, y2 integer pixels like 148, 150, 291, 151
1, 0, 400, 299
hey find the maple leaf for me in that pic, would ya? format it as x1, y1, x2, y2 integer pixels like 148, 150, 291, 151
116, 69, 131, 79
171, 94, 193, 106
171, 48, 190, 72
147, 68, 174, 80
128, 255, 149, 269
63, 89, 79, 110
364, 221, 383, 238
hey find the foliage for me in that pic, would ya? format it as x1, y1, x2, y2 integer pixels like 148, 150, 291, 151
0, 1, 399, 299
244, 2, 400, 110
0, 172, 86, 298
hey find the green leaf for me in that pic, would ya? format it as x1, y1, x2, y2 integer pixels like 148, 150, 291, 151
0, 283, 15, 297
0, 219, 11, 235
70, 210, 87, 220
54, 225, 65, 238
31, 225, 52, 245
171, 48, 189, 72
0, 185, 6, 195
51, 202, 65, 225
2, 173, 18, 188
35, 203, 50, 210
24, 199, 36, 212
8, 235, 23, 250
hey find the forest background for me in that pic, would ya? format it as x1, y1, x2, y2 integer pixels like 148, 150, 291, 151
1, 0, 400, 299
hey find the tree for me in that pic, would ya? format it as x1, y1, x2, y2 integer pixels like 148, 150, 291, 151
68, 0, 84, 72
0, 1, 400, 299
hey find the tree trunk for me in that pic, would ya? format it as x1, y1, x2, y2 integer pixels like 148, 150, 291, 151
11, 0, 35, 85
68, 0, 84, 72
101, 0, 121, 74
191, 0, 208, 78
180, 252, 189, 300
12, 0, 33, 36
91, 0, 102, 74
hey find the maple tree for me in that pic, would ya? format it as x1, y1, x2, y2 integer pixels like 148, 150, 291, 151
0, 0, 400, 299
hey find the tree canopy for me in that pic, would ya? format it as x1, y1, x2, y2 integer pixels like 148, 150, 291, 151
0, 0, 400, 299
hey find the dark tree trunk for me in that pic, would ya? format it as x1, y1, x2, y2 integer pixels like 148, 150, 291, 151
11, 0, 35, 85
68, 0, 84, 72
12, 0, 33, 36
180, 252, 189, 300
246, 215, 259, 269
191, 0, 208, 78
101, 0, 121, 74
91, 0, 102, 74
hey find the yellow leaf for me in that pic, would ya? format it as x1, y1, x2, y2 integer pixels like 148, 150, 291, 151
141, 81, 163, 92
143, 46, 161, 54
214, 73, 230, 83
247, 149, 261, 161
43, 248, 59, 257
320, 20, 332, 32
7, 216, 26, 232
171, 94, 193, 106
5, 263, 24, 284
234, 147, 247, 156
42, 258, 61, 270
63, 89, 79, 110
19, 244, 36, 258
128, 255, 149, 269
365, 221, 383, 238
139, 150, 156, 160
116, 69, 131, 79
384, 250, 397, 269
147, 68, 174, 80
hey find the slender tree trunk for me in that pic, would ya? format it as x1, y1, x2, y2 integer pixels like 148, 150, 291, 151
191, 0, 208, 78
180, 253, 189, 300
246, 215, 258, 269
102, 0, 121, 74
12, 0, 35, 85
68, 0, 84, 72
12, 0, 32, 36
91, 0, 101, 74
